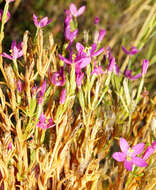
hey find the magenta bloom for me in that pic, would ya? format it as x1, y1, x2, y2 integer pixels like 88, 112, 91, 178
69, 3, 86, 17
122, 46, 139, 56
8, 141, 12, 151
1, 40, 23, 60
141, 59, 149, 76
50, 67, 65, 86
112, 138, 147, 171
98, 29, 106, 43
37, 80, 46, 104
37, 113, 55, 129
17, 79, 23, 92
37, 113, 47, 129
143, 141, 156, 160
94, 16, 100, 24
0, 9, 10, 22
124, 69, 142, 80
33, 14, 52, 28
60, 88, 66, 104
65, 26, 78, 42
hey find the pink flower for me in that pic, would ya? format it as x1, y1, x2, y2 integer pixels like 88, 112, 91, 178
106, 47, 119, 74
8, 141, 12, 151
0, 9, 10, 22
143, 141, 156, 160
37, 113, 55, 129
17, 79, 23, 92
65, 26, 78, 42
1, 40, 23, 60
94, 16, 100, 24
141, 59, 149, 76
69, 3, 86, 17
60, 88, 66, 104
124, 69, 142, 80
112, 138, 147, 171
33, 14, 52, 28
50, 67, 65, 86
122, 46, 139, 56
98, 29, 106, 43
37, 80, 46, 104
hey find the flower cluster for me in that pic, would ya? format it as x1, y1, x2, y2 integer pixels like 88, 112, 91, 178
37, 113, 55, 129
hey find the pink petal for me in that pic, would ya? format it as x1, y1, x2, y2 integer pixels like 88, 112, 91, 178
93, 47, 104, 57
120, 138, 129, 154
122, 46, 139, 56
112, 152, 126, 162
124, 160, 133, 171
76, 42, 85, 52
90, 43, 97, 54
1, 52, 13, 60
132, 143, 144, 157
39, 17, 48, 27
70, 3, 77, 17
133, 157, 147, 167
142, 146, 154, 160
8, 142, 12, 151
78, 57, 91, 69
33, 14, 39, 27
77, 6, 86, 16
47, 18, 52, 25
142, 59, 149, 75
98, 29, 106, 42
152, 141, 156, 149
59, 54, 72, 64
11, 40, 16, 50
94, 16, 100, 24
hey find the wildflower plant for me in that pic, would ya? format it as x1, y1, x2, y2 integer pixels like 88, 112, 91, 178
0, 1, 156, 190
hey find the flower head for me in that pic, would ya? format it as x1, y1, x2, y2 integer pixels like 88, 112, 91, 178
33, 14, 52, 28
17, 79, 24, 92
141, 59, 149, 76
50, 67, 65, 86
143, 141, 156, 160
94, 16, 100, 24
0, 9, 10, 22
1, 40, 23, 60
98, 29, 106, 43
8, 141, 12, 151
37, 80, 46, 104
69, 3, 86, 17
124, 69, 142, 80
122, 46, 139, 56
112, 138, 147, 171
37, 113, 55, 129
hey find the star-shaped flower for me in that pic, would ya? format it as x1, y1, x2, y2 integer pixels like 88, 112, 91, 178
1, 40, 23, 60
112, 138, 147, 171
33, 14, 52, 28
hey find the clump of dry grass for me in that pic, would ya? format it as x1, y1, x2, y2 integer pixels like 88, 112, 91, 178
0, 1, 156, 190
